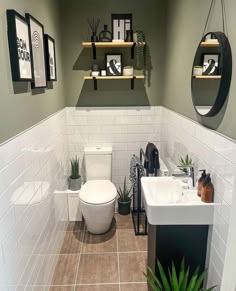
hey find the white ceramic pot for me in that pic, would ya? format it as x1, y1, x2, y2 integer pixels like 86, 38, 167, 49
123, 66, 134, 76
193, 66, 203, 76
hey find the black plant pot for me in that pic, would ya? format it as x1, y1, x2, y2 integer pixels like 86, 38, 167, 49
91, 32, 98, 42
118, 199, 131, 215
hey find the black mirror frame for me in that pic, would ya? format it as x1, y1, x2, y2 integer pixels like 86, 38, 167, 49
191, 31, 232, 117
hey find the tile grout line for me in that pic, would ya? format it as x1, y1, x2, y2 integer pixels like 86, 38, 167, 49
73, 224, 86, 291
116, 229, 121, 291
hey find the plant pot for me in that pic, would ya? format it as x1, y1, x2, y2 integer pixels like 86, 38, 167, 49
68, 176, 81, 191
91, 33, 98, 42
118, 199, 131, 215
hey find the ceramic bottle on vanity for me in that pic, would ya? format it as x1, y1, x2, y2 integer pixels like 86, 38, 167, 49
201, 174, 214, 203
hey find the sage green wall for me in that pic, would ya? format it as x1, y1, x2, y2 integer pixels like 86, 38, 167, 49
59, 0, 167, 107
162, 0, 236, 140
0, 0, 65, 144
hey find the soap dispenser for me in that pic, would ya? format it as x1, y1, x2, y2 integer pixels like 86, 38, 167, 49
201, 174, 214, 203
197, 170, 207, 197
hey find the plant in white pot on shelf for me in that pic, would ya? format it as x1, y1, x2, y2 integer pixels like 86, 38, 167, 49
68, 156, 81, 191
117, 177, 133, 215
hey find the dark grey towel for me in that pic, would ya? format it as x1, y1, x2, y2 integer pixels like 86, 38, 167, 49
144, 143, 160, 174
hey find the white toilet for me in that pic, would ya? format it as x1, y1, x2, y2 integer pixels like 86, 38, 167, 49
79, 147, 117, 234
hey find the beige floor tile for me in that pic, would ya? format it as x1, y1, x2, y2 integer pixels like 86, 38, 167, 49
114, 214, 133, 229
76, 254, 119, 284
119, 252, 147, 283
75, 285, 119, 291
82, 230, 117, 253
49, 287, 73, 291
51, 254, 79, 285
120, 283, 148, 291
118, 229, 147, 252
66, 221, 85, 231
60, 231, 83, 254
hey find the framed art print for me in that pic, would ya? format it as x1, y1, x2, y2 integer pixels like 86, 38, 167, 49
44, 34, 57, 81
26, 14, 47, 88
7, 10, 33, 81
202, 54, 220, 76
112, 14, 132, 41
106, 54, 122, 76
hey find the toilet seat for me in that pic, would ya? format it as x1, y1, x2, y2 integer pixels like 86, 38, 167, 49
79, 180, 117, 205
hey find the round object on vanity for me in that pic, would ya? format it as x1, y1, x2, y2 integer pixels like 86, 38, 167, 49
123, 66, 134, 76
91, 71, 99, 77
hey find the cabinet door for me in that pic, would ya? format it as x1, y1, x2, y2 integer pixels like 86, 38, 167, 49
54, 195, 68, 221
68, 195, 82, 221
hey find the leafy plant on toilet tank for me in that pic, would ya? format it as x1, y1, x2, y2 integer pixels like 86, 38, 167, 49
68, 156, 81, 191
117, 177, 133, 215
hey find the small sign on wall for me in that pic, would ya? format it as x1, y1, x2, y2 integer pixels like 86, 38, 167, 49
112, 14, 132, 41
44, 34, 57, 81
7, 10, 33, 81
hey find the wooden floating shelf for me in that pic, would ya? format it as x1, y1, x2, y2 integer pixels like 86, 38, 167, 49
193, 75, 221, 79
82, 42, 146, 48
84, 75, 145, 80
84, 74, 145, 90
200, 41, 220, 48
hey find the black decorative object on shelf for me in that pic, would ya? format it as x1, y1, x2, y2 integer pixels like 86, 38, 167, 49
44, 34, 57, 81
112, 14, 132, 41
87, 17, 100, 42
25, 13, 47, 88
99, 25, 112, 42
106, 54, 122, 76
6, 10, 33, 82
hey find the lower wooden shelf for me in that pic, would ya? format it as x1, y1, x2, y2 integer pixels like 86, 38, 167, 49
84, 75, 145, 90
193, 75, 221, 79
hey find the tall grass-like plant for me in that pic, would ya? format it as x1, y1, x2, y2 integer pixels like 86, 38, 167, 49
144, 259, 216, 291
70, 156, 80, 179
117, 177, 133, 202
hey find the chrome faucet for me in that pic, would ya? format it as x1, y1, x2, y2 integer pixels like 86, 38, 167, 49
172, 165, 195, 187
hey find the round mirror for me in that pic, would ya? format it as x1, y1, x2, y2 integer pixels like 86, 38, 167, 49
191, 31, 232, 117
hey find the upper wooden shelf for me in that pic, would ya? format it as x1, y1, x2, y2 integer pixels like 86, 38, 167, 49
84, 75, 145, 80
200, 41, 220, 48
193, 75, 221, 79
82, 42, 146, 48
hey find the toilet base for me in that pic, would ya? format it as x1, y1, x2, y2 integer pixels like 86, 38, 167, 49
80, 198, 116, 235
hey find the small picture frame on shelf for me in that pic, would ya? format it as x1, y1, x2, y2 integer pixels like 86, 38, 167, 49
6, 10, 33, 81
112, 14, 132, 41
26, 13, 47, 88
205, 33, 217, 42
44, 34, 57, 81
202, 54, 220, 76
106, 54, 122, 76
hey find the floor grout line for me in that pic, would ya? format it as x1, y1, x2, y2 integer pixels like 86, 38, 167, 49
116, 229, 121, 291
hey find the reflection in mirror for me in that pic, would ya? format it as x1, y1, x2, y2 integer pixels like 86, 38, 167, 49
191, 31, 232, 117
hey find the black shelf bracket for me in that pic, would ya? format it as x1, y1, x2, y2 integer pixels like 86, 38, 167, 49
93, 77, 98, 90
92, 42, 96, 59
131, 76, 136, 90
131, 43, 136, 59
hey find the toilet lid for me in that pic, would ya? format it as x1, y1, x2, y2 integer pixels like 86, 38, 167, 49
80, 180, 117, 204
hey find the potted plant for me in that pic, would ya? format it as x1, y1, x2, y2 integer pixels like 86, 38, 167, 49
117, 177, 133, 215
179, 154, 193, 174
68, 156, 81, 191
144, 259, 216, 291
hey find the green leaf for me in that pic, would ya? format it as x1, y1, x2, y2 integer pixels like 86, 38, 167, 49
193, 269, 207, 291
182, 266, 190, 291
186, 266, 200, 291
157, 261, 171, 291
171, 261, 179, 291
205, 286, 217, 291
144, 266, 162, 290
178, 258, 185, 289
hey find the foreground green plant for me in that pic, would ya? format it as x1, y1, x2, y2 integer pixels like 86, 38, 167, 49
144, 259, 216, 291
117, 177, 133, 202
179, 154, 193, 174
70, 156, 81, 179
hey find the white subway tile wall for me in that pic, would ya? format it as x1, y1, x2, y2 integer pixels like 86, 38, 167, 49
161, 107, 236, 290
65, 107, 162, 189
0, 110, 68, 290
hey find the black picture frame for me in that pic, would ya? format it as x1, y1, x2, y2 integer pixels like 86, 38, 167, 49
111, 14, 132, 41
202, 54, 220, 76
44, 34, 57, 81
25, 13, 47, 88
106, 54, 122, 76
6, 9, 33, 82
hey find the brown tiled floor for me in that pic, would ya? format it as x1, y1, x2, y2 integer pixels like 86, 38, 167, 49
48, 214, 148, 290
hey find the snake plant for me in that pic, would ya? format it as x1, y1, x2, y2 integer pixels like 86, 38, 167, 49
117, 177, 133, 202
179, 154, 193, 174
144, 259, 216, 291
70, 156, 81, 179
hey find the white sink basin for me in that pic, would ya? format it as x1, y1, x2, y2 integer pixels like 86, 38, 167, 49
141, 177, 215, 225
